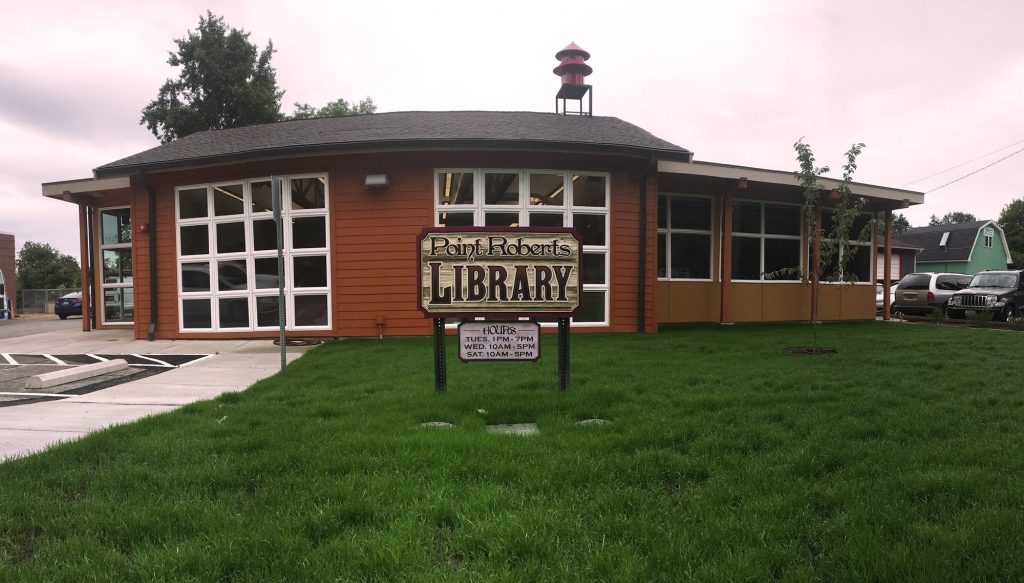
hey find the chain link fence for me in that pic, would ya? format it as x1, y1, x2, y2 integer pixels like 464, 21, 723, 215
18, 288, 79, 314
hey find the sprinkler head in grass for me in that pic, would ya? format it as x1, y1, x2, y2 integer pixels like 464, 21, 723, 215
420, 421, 456, 429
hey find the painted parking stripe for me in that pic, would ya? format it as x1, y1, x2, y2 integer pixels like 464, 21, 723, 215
130, 354, 173, 367
0, 392, 72, 398
0, 354, 211, 368
178, 354, 216, 367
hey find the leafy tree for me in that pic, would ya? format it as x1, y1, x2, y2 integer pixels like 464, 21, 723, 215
998, 198, 1024, 268
289, 97, 377, 120
771, 139, 868, 352
928, 211, 977, 226
16, 242, 80, 290
140, 11, 284, 143
893, 213, 911, 236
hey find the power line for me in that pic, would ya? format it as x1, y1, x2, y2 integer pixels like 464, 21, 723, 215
901, 137, 1024, 187
924, 145, 1024, 194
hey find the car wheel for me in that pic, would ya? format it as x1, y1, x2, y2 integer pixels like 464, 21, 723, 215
946, 309, 964, 320
58, 314, 68, 320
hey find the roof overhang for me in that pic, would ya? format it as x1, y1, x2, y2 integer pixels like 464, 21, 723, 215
658, 159, 924, 206
41, 176, 131, 201
94, 140, 692, 178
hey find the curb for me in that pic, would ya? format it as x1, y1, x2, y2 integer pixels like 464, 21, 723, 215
25, 359, 129, 390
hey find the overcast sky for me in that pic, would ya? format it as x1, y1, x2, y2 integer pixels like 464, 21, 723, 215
3, 0, 1022, 258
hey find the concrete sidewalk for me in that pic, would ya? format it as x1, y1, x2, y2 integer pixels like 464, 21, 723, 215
0, 329, 315, 460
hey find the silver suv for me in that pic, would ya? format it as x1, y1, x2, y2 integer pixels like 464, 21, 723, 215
893, 272, 973, 316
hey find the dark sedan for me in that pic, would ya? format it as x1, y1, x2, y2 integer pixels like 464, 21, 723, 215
55, 291, 82, 319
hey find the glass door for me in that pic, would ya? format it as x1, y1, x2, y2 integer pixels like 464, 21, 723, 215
99, 207, 133, 324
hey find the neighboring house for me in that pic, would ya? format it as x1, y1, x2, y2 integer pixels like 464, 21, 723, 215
38, 46, 924, 339
899, 220, 1010, 275
875, 238, 922, 282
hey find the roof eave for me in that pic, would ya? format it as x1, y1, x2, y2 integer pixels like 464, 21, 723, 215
41, 176, 132, 200
658, 159, 924, 206
94, 139, 692, 178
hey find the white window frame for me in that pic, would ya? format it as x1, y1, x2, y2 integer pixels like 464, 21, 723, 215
175, 174, 332, 333
434, 169, 610, 327
657, 193, 714, 282
730, 200, 803, 283
98, 205, 134, 325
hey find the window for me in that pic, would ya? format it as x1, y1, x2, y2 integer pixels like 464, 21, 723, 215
731, 202, 802, 281
818, 211, 873, 283
99, 207, 133, 324
657, 194, 712, 280
175, 175, 330, 332
435, 169, 609, 325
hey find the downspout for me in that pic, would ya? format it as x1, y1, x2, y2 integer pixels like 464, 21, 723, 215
638, 156, 657, 333
139, 172, 158, 341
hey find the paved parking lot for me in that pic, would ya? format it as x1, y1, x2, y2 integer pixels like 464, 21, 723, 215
0, 353, 212, 406
0, 323, 316, 460
0, 315, 79, 339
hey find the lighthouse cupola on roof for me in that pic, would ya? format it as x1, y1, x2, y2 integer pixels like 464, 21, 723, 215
553, 42, 593, 117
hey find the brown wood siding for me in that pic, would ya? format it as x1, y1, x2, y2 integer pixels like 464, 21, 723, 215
656, 280, 873, 323
117, 151, 651, 339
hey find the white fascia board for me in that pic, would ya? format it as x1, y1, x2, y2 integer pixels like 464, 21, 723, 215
41, 176, 131, 199
658, 160, 925, 206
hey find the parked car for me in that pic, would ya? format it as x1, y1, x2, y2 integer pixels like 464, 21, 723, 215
876, 282, 898, 313
946, 270, 1024, 322
892, 272, 972, 316
54, 291, 82, 320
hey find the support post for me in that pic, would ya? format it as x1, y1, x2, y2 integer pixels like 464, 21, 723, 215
433, 318, 447, 392
86, 206, 97, 330
812, 202, 822, 323
883, 210, 893, 320
78, 204, 91, 332
273, 177, 286, 376
721, 193, 733, 323
558, 317, 570, 390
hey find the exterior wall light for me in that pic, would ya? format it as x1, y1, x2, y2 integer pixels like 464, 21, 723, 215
365, 174, 389, 191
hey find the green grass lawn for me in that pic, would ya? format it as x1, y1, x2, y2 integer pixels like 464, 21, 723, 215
2, 321, 1024, 581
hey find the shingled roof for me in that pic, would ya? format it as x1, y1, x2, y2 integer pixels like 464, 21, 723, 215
94, 111, 692, 177
899, 220, 992, 262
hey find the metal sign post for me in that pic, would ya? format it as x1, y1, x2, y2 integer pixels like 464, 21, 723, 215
558, 317, 570, 390
433, 317, 446, 392
272, 177, 286, 376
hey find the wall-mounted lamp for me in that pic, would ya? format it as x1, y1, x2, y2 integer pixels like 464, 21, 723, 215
365, 174, 389, 191
901, 198, 911, 208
